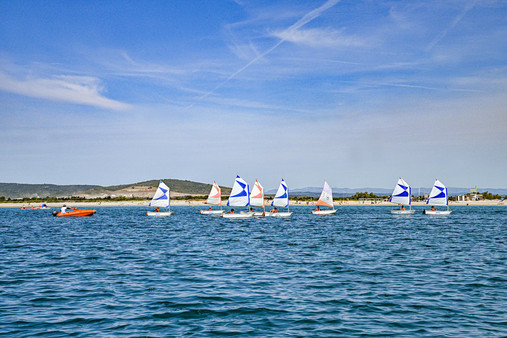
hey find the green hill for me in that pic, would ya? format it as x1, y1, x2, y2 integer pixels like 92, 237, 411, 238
0, 183, 101, 199
0, 179, 231, 199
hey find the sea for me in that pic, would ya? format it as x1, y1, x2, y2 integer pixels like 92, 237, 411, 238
0, 206, 506, 337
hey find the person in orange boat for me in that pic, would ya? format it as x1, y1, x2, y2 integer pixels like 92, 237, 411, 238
60, 205, 67, 214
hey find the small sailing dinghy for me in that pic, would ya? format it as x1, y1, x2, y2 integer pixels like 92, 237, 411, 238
244, 179, 266, 216
424, 179, 452, 215
268, 179, 292, 217
200, 181, 224, 215
311, 181, 337, 215
390, 178, 415, 215
222, 176, 254, 219
146, 181, 173, 216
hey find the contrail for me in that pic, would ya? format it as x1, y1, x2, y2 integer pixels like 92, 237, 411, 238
426, 0, 476, 51
190, 0, 341, 106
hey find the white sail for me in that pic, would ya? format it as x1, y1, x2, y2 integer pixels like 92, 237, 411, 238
206, 181, 222, 205
316, 181, 334, 208
227, 175, 250, 207
149, 181, 170, 208
390, 178, 411, 206
250, 180, 264, 207
426, 179, 449, 206
272, 179, 289, 207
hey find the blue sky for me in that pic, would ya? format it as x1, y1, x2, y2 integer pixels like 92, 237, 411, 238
1, 0, 506, 190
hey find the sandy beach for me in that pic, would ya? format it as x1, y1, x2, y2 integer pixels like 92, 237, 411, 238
1, 200, 504, 208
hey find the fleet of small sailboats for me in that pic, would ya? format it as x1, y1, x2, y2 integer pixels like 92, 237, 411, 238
199, 181, 224, 215
389, 178, 415, 215
140, 177, 456, 218
424, 179, 452, 215
311, 181, 337, 215
146, 180, 172, 216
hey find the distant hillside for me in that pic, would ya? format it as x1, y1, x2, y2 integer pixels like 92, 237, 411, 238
0, 183, 101, 199
0, 180, 232, 199
269, 187, 507, 197
82, 179, 232, 198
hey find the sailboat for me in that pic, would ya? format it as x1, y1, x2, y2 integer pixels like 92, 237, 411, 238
390, 178, 415, 215
424, 179, 452, 215
146, 180, 173, 216
200, 181, 224, 215
248, 179, 266, 216
222, 175, 254, 219
311, 181, 337, 215
269, 179, 292, 217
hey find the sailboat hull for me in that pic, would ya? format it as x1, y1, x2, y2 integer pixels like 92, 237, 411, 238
391, 209, 415, 215
146, 211, 173, 217
423, 209, 452, 215
270, 212, 293, 217
199, 210, 224, 215
222, 213, 254, 219
311, 209, 337, 215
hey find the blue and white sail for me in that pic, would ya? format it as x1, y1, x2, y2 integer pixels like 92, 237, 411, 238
227, 175, 250, 207
149, 181, 170, 208
272, 179, 289, 207
389, 178, 411, 206
426, 179, 449, 206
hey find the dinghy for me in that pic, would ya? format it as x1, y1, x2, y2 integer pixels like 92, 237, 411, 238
424, 179, 452, 215
146, 181, 173, 216
390, 178, 415, 215
53, 209, 96, 217
244, 180, 266, 216
311, 181, 337, 215
200, 181, 224, 215
268, 179, 292, 217
222, 176, 253, 219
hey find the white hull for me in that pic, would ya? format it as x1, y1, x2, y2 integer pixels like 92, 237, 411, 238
270, 212, 293, 217
222, 213, 254, 219
424, 209, 452, 215
146, 211, 173, 217
199, 210, 224, 215
391, 209, 415, 215
239, 211, 266, 217
311, 209, 337, 215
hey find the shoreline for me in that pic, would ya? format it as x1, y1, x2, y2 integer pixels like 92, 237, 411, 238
1, 200, 504, 208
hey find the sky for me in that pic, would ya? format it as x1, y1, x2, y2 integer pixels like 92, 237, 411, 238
1, 0, 506, 190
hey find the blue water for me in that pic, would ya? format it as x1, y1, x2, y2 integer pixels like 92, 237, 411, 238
0, 206, 506, 336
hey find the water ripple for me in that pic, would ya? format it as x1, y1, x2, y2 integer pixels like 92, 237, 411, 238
0, 206, 506, 336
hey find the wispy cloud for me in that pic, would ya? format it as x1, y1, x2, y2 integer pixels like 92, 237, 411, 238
191, 0, 341, 105
0, 71, 131, 110
271, 28, 365, 48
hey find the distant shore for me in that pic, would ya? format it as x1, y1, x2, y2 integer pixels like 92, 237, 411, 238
1, 200, 504, 208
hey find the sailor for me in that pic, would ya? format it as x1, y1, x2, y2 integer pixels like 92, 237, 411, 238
431, 206, 436, 211
400, 206, 405, 211
272, 207, 277, 213
60, 205, 67, 214
155, 207, 160, 212
229, 209, 235, 214
316, 206, 321, 211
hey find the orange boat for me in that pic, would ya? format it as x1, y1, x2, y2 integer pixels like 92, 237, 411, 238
52, 209, 97, 217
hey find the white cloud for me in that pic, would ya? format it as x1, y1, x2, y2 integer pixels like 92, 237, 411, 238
271, 28, 365, 48
0, 71, 131, 110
